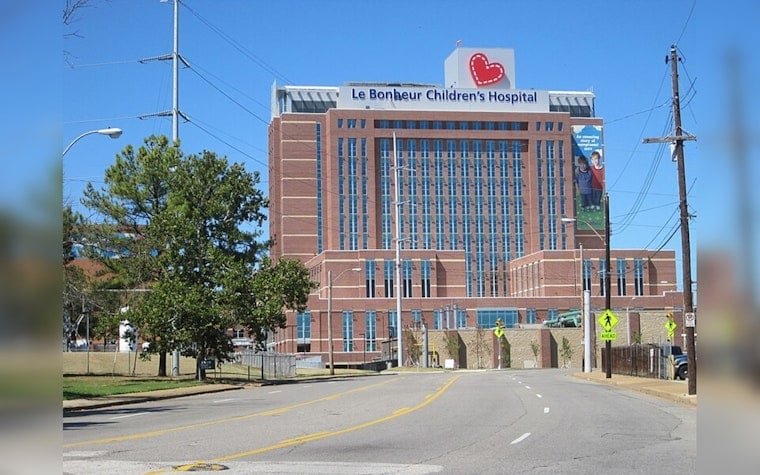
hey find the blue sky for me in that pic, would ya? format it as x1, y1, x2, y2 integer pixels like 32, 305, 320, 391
3, 1, 758, 291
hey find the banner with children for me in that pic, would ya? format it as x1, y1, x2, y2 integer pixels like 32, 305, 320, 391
571, 125, 605, 231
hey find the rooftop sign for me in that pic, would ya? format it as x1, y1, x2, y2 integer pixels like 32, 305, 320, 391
336, 85, 549, 112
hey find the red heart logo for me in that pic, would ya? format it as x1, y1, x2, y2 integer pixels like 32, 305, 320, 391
469, 53, 505, 87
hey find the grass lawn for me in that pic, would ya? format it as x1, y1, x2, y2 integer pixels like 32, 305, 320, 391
62, 352, 380, 400
63, 376, 203, 400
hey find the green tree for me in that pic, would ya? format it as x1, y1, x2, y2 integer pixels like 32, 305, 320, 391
81, 136, 181, 374
81, 135, 315, 379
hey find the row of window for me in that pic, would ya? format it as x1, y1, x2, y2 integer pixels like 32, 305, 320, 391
295, 307, 580, 350
370, 119, 565, 132
582, 258, 646, 297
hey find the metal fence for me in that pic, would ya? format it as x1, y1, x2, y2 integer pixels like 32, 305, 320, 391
603, 343, 678, 379
234, 351, 296, 379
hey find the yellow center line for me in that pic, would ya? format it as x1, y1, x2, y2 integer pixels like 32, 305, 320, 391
64, 378, 396, 448
213, 375, 460, 462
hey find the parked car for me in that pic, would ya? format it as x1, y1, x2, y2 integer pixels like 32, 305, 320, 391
674, 353, 688, 380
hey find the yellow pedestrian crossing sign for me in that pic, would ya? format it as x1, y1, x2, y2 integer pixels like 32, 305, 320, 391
665, 318, 677, 339
597, 309, 619, 332
493, 326, 504, 338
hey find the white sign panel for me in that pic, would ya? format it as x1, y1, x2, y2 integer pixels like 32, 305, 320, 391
337, 85, 549, 112
684, 312, 696, 328
444, 47, 516, 89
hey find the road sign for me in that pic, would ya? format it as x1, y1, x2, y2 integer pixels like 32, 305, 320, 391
493, 327, 504, 338
684, 312, 695, 328
600, 331, 617, 341
665, 318, 677, 340
597, 309, 619, 332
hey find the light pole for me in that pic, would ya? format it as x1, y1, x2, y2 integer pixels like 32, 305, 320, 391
562, 193, 611, 377
327, 267, 361, 375
391, 132, 408, 369
63, 127, 123, 157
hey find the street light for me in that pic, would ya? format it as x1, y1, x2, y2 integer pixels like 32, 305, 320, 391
327, 267, 361, 375
63, 127, 123, 157
562, 192, 612, 378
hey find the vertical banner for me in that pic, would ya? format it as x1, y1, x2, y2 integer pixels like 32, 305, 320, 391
571, 125, 605, 230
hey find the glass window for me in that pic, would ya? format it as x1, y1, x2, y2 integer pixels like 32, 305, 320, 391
297, 311, 311, 340
342, 310, 353, 352
634, 258, 644, 296
365, 259, 376, 298
617, 258, 627, 296
365, 311, 376, 352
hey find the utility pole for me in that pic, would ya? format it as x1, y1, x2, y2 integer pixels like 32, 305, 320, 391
139, 0, 189, 143
604, 193, 612, 379
139, 0, 188, 377
643, 45, 697, 395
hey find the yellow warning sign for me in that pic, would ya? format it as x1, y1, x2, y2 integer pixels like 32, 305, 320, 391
665, 318, 677, 339
601, 331, 617, 341
493, 327, 504, 338
597, 309, 619, 332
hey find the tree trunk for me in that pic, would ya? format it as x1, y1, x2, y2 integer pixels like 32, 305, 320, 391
157, 351, 167, 377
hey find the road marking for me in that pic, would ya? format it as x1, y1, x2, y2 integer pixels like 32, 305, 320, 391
267, 390, 282, 394
544, 407, 550, 414
536, 394, 542, 398
525, 385, 531, 389
63, 451, 107, 458
110, 412, 147, 420
64, 378, 397, 448
65, 460, 444, 474
213, 399, 234, 404
209, 376, 461, 464
510, 432, 531, 445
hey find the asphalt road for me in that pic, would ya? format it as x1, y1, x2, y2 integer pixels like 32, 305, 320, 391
63, 369, 695, 474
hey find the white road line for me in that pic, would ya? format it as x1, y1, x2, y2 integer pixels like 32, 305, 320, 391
536, 394, 542, 398
213, 398, 234, 403
525, 385, 531, 389
110, 412, 147, 420
544, 407, 550, 414
267, 390, 282, 394
510, 432, 531, 445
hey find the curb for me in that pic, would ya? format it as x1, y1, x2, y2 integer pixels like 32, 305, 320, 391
63, 384, 243, 413
573, 372, 697, 407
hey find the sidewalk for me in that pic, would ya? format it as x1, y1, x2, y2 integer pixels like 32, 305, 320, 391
573, 370, 697, 406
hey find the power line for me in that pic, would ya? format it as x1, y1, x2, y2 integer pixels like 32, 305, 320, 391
181, 2, 293, 85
